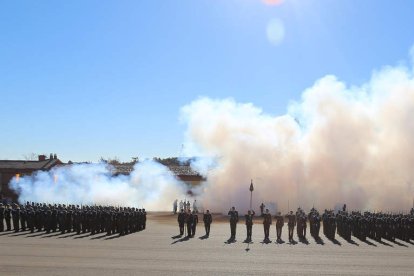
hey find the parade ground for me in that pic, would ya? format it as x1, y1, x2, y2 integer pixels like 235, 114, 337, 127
0, 212, 413, 276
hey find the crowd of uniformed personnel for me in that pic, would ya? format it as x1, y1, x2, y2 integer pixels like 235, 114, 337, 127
173, 203, 414, 245
0, 202, 147, 236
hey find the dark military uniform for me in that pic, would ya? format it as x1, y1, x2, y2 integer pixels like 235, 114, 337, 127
12, 205, 20, 232
275, 213, 284, 241
191, 211, 198, 237
285, 212, 296, 242
0, 203, 4, 232
203, 211, 212, 236
244, 211, 255, 241
186, 210, 193, 237
228, 208, 239, 240
263, 211, 272, 241
5, 205, 12, 231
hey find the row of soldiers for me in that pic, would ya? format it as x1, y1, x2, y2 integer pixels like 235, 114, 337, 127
323, 209, 414, 243
0, 202, 147, 236
177, 209, 212, 238
229, 206, 414, 243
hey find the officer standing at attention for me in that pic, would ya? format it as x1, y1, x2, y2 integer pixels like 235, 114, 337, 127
263, 209, 272, 242
244, 209, 255, 242
186, 209, 193, 238
260, 203, 265, 216
286, 211, 296, 242
12, 204, 20, 232
177, 209, 185, 236
0, 203, 4, 232
228, 206, 239, 241
5, 204, 12, 231
191, 210, 198, 237
203, 210, 212, 237
275, 211, 284, 241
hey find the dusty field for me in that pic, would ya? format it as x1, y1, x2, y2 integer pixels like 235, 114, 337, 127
0, 212, 413, 276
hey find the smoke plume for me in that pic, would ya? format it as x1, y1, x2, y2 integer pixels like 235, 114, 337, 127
10, 161, 186, 210
9, 49, 414, 214
181, 50, 414, 213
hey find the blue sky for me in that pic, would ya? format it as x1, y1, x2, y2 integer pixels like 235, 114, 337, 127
1, 0, 413, 162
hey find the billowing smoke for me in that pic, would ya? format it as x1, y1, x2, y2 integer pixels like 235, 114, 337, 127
181, 50, 414, 213
10, 160, 187, 211
9, 49, 414, 214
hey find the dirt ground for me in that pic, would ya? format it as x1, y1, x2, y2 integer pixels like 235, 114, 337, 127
0, 212, 413, 276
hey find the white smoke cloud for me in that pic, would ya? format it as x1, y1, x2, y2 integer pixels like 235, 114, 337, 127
10, 161, 187, 211
181, 51, 414, 214
9, 48, 414, 214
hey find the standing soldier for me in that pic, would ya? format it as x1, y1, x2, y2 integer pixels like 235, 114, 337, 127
263, 209, 272, 242
186, 209, 193, 238
20, 205, 27, 231
260, 203, 265, 216
285, 211, 296, 242
244, 209, 255, 242
228, 206, 239, 241
275, 211, 284, 241
12, 204, 20, 232
203, 210, 212, 237
177, 209, 185, 236
191, 210, 198, 237
142, 208, 147, 230
5, 204, 12, 231
0, 203, 4, 232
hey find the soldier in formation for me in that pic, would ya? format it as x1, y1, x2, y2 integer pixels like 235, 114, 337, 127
228, 206, 239, 241
0, 202, 147, 237
203, 209, 212, 237
262, 209, 272, 242
177, 208, 185, 236
285, 211, 296, 242
274, 211, 284, 241
244, 209, 255, 242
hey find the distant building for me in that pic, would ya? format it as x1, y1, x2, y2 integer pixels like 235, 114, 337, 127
111, 163, 206, 186
0, 154, 62, 202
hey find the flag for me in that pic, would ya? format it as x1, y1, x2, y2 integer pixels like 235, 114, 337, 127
249, 179, 254, 192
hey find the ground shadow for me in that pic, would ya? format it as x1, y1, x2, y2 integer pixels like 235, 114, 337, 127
9, 232, 30, 237
104, 234, 122, 240
224, 238, 237, 244
313, 237, 325, 245
27, 232, 50, 238
90, 233, 108, 240
288, 239, 298, 245
389, 239, 408, 247
345, 239, 359, 246
171, 236, 190, 244
0, 231, 14, 236
376, 239, 393, 247
57, 233, 78, 239
171, 234, 182, 239
260, 239, 272, 245
328, 238, 341, 246
73, 233, 92, 239
299, 237, 309, 245
356, 237, 377, 247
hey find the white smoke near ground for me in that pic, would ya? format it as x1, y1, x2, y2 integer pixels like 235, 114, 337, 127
181, 49, 414, 214
9, 49, 414, 214
10, 160, 187, 211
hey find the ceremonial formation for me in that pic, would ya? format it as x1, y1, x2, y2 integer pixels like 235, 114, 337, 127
173, 199, 414, 247
0, 202, 147, 236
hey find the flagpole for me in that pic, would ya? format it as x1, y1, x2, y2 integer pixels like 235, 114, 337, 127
249, 179, 254, 211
